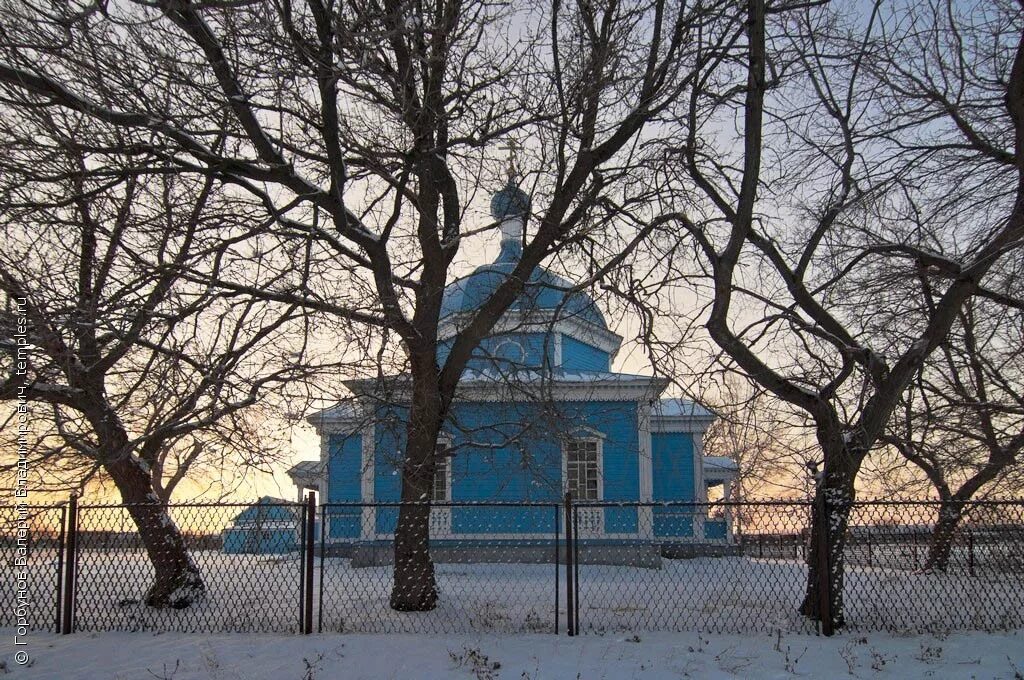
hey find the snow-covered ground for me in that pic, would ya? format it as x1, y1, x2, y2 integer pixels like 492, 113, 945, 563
8, 545, 1023, 635
2, 629, 1023, 679
7, 548, 1024, 677
46, 551, 1021, 635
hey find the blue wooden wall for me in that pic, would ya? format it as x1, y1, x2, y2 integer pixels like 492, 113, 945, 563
222, 526, 297, 554
437, 332, 555, 369
368, 406, 406, 535
652, 431, 696, 537
367, 400, 639, 535
327, 432, 363, 538
325, 404, 702, 539
437, 333, 611, 372
560, 335, 610, 371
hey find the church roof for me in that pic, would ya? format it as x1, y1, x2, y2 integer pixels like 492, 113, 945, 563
229, 496, 299, 525
305, 402, 366, 429
330, 369, 669, 410
287, 460, 324, 480
310, 385, 712, 429
703, 456, 739, 480
340, 368, 664, 390
440, 180, 607, 329
439, 260, 607, 329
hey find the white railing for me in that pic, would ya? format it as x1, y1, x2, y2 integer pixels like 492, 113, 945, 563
429, 507, 451, 537
576, 507, 603, 536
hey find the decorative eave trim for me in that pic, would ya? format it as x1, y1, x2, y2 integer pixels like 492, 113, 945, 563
438, 309, 623, 361
651, 415, 716, 434
703, 462, 739, 481
453, 376, 669, 403
286, 465, 325, 484
342, 374, 670, 405
305, 405, 371, 436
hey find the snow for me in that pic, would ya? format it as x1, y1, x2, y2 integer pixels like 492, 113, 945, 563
2, 629, 1022, 679
6, 546, 1024, 677
18, 550, 1021, 636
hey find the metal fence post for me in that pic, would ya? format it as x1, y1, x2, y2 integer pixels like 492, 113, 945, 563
564, 491, 574, 636
318, 503, 327, 633
816, 492, 834, 637
573, 504, 580, 635
54, 504, 66, 634
61, 494, 78, 635
968, 529, 975, 577
304, 492, 315, 635
554, 503, 560, 635
298, 499, 306, 633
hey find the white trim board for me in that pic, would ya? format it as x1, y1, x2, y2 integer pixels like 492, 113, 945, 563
651, 416, 715, 434
360, 423, 376, 538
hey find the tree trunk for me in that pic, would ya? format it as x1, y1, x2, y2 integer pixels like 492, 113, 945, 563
389, 369, 443, 612
389, 432, 439, 611
390, 498, 437, 611
799, 460, 856, 630
105, 456, 205, 608
922, 497, 964, 573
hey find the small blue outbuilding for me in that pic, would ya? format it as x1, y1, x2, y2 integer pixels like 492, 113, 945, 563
221, 496, 301, 555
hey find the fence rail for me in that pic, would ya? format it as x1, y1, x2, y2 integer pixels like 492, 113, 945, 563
2, 497, 1022, 636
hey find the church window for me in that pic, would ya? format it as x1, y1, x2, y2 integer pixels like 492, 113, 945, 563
432, 442, 451, 502
565, 438, 601, 501
493, 339, 526, 364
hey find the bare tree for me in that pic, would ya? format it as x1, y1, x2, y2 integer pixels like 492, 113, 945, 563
883, 292, 1024, 572
702, 375, 814, 509
641, 0, 1024, 627
0, 106, 317, 607
0, 0, 750, 611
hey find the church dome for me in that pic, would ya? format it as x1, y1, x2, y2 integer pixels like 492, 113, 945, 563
439, 260, 607, 328
490, 181, 530, 221
440, 182, 606, 329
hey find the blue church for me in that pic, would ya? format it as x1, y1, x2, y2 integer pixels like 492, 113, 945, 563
289, 181, 736, 561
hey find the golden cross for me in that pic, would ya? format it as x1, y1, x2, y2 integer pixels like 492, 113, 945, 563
500, 138, 521, 181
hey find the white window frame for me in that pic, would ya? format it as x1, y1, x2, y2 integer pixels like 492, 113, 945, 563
432, 436, 453, 503
562, 432, 604, 502
492, 339, 526, 364
427, 436, 454, 538
431, 453, 452, 503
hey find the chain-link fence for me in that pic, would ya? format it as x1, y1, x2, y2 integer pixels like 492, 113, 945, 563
5, 498, 1023, 636
0, 504, 66, 632
73, 501, 306, 633
567, 500, 1024, 634
841, 501, 1024, 633
318, 502, 561, 634
571, 501, 816, 634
